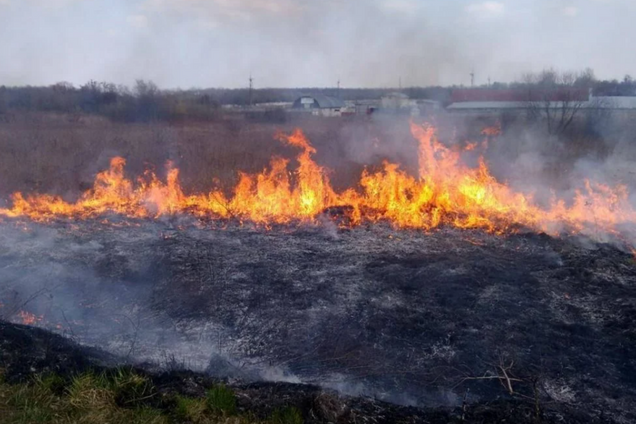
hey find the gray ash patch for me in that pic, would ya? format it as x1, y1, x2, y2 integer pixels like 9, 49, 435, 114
0, 219, 635, 422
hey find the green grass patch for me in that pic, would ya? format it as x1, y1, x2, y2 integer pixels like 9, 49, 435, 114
175, 395, 207, 422
206, 384, 237, 416
109, 368, 157, 407
269, 407, 303, 424
0, 370, 265, 424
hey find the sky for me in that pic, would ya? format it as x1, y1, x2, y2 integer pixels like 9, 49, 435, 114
0, 0, 633, 88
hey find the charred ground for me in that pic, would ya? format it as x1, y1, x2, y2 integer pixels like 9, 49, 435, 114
0, 219, 635, 423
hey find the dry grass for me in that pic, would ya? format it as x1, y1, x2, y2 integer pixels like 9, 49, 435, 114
2, 111, 623, 206
0, 113, 418, 201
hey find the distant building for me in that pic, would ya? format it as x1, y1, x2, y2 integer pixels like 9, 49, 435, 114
292, 94, 347, 117
449, 88, 589, 103
447, 101, 528, 114
446, 88, 592, 115
447, 96, 636, 115
595, 96, 636, 110
352, 99, 380, 115
379, 92, 441, 116
381, 92, 411, 110
416, 99, 442, 114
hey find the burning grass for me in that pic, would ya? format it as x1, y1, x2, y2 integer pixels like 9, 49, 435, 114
1, 122, 634, 244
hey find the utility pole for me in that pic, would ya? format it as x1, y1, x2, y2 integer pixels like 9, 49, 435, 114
399, 76, 402, 90
248, 74, 253, 107
488, 76, 491, 87
337, 78, 340, 98
470, 70, 475, 88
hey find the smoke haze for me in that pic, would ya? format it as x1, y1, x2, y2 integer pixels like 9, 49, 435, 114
1, 0, 635, 88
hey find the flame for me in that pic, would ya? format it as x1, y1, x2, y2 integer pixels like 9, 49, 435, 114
481, 123, 502, 137
17, 310, 43, 326
464, 142, 478, 151
0, 123, 635, 243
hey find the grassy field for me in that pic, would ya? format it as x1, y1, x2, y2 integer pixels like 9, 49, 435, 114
0, 368, 302, 424
0, 113, 421, 200
0, 111, 632, 207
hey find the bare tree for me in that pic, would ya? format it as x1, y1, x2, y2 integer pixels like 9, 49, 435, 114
134, 80, 161, 121
523, 69, 596, 135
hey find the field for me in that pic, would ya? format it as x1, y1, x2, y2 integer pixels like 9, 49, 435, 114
1, 112, 636, 423
0, 113, 424, 198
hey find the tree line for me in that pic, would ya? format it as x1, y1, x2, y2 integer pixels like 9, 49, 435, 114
0, 70, 634, 123
0, 80, 452, 123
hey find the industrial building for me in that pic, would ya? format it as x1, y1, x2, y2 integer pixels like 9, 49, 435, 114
292, 94, 347, 117
446, 89, 636, 115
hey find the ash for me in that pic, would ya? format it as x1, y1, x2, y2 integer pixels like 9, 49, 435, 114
1, 217, 635, 422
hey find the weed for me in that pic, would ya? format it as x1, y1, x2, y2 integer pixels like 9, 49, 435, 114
127, 406, 169, 424
174, 395, 207, 422
66, 373, 115, 414
110, 367, 157, 407
34, 373, 66, 396
206, 384, 237, 416
0, 371, 268, 424
269, 406, 303, 424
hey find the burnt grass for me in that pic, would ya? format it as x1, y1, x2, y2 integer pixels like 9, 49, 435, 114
0, 217, 635, 423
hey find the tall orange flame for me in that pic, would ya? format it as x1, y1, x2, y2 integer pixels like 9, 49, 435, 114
1, 123, 634, 242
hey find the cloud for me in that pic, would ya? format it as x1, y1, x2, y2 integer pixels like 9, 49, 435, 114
381, 0, 421, 14
465, 1, 505, 17
562, 6, 579, 16
126, 14, 149, 29
26, 0, 84, 7
2, 0, 636, 88
142, 0, 303, 23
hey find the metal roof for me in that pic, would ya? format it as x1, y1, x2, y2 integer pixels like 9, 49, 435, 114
595, 97, 636, 109
451, 88, 589, 103
383, 92, 409, 99
447, 97, 636, 111
297, 94, 346, 109
447, 101, 527, 110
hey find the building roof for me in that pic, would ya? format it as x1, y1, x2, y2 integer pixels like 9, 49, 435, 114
595, 96, 636, 109
447, 101, 527, 110
447, 97, 636, 111
297, 94, 346, 109
383, 92, 409, 99
451, 88, 589, 103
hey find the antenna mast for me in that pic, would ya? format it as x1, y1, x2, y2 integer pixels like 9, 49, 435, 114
248, 74, 253, 106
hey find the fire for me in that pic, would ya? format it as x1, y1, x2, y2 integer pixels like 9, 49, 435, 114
17, 310, 43, 326
464, 142, 479, 151
481, 123, 502, 136
0, 123, 635, 243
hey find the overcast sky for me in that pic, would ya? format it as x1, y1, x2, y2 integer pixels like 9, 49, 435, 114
0, 0, 633, 88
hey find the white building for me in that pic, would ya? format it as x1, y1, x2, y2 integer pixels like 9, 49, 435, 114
381, 92, 411, 110
292, 94, 347, 117
446, 96, 636, 115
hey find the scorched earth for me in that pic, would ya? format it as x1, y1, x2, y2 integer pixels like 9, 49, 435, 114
1, 218, 635, 423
